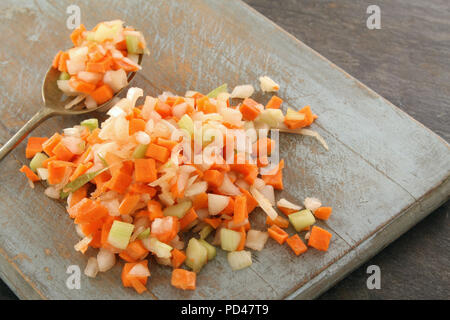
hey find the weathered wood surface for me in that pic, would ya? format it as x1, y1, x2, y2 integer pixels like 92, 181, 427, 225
0, 0, 448, 300
242, 0, 450, 300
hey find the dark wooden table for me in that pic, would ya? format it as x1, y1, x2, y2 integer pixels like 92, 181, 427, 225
0, 0, 448, 300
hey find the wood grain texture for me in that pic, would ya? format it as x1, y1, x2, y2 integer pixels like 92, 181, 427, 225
0, 0, 448, 299
241, 0, 450, 299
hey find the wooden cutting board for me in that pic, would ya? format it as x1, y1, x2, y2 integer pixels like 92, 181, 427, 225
0, 0, 448, 299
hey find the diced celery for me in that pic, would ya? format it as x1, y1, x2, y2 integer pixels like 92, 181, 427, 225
126, 35, 143, 54
86, 31, 95, 41
163, 200, 192, 219
185, 238, 208, 273
285, 108, 306, 121
227, 250, 252, 271
60, 167, 109, 199
29, 152, 48, 172
132, 144, 148, 159
199, 225, 213, 240
178, 114, 194, 137
220, 228, 241, 252
198, 239, 216, 261
288, 209, 316, 232
137, 227, 150, 240
257, 109, 284, 128
207, 83, 228, 98
59, 71, 70, 81
144, 237, 173, 258
80, 118, 99, 131
107, 221, 134, 250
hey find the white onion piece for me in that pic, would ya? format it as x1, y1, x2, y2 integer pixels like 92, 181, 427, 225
195, 208, 209, 221
155, 257, 172, 266
234, 178, 250, 191
172, 102, 188, 119
128, 264, 150, 277
97, 248, 116, 272
249, 186, 278, 220
135, 131, 150, 145
169, 235, 185, 250
101, 198, 120, 216
227, 250, 252, 271
103, 69, 128, 93
62, 136, 85, 155
245, 230, 269, 251
259, 76, 280, 92
44, 186, 61, 199
208, 194, 230, 215
57, 80, 77, 96
37, 168, 49, 180
184, 181, 208, 197
66, 59, 85, 75
74, 235, 92, 253
218, 174, 241, 196
253, 178, 266, 190
75, 225, 86, 238
260, 185, 275, 206
142, 96, 157, 120
84, 257, 99, 278
277, 198, 302, 211
107, 105, 127, 118
230, 85, 254, 99
85, 95, 98, 109
78, 71, 102, 84
304, 197, 322, 212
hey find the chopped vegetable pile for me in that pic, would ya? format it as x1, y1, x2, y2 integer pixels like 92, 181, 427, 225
20, 77, 334, 294
52, 20, 146, 109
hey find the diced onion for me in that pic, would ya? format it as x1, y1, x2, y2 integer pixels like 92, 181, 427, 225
184, 181, 208, 197
260, 185, 275, 206
304, 197, 322, 212
135, 131, 150, 145
97, 248, 116, 272
84, 257, 99, 278
44, 186, 61, 199
208, 194, 230, 215
227, 250, 252, 271
74, 235, 93, 253
249, 186, 278, 220
230, 85, 254, 99
218, 174, 241, 196
277, 198, 302, 211
245, 230, 269, 251
128, 264, 150, 277
259, 76, 280, 92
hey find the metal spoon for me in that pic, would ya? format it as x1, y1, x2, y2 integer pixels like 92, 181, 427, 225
0, 54, 143, 161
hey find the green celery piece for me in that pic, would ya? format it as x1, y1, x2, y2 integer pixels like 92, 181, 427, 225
178, 114, 194, 137
132, 144, 149, 159
198, 239, 216, 260
59, 71, 70, 80
220, 228, 241, 251
199, 225, 213, 240
185, 238, 208, 273
60, 167, 109, 199
163, 200, 192, 219
137, 227, 150, 240
30, 152, 48, 172
80, 118, 99, 131
207, 83, 228, 98
107, 221, 134, 250
126, 35, 143, 54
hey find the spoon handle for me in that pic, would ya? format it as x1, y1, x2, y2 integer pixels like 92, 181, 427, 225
0, 108, 54, 161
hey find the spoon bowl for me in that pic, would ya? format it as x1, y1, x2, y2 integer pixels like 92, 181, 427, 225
0, 53, 143, 160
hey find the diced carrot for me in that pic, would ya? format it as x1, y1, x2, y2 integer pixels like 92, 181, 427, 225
261, 159, 284, 190
308, 226, 332, 251
119, 193, 141, 215
202, 101, 217, 114
73, 199, 109, 225
129, 183, 157, 196
70, 24, 86, 45
204, 218, 221, 229
151, 216, 179, 243
69, 162, 93, 181
243, 165, 258, 185
130, 278, 147, 294
145, 143, 170, 163
86, 56, 113, 73
180, 208, 198, 231
53, 142, 75, 161
265, 95, 283, 109
195, 96, 209, 110
171, 269, 196, 290
129, 118, 146, 135
119, 251, 138, 263
266, 215, 290, 229
220, 197, 234, 215
134, 158, 157, 183
267, 225, 289, 245
106, 170, 132, 194
277, 206, 298, 216
42, 156, 57, 169
147, 200, 164, 221
299, 106, 315, 126
47, 161, 70, 185
239, 188, 258, 214
236, 226, 246, 251
19, 165, 39, 182
86, 128, 103, 145
58, 52, 69, 72
155, 101, 172, 118
115, 39, 127, 50
42, 133, 62, 157
239, 98, 261, 120
112, 58, 139, 72
25, 137, 48, 158
52, 51, 62, 69
202, 169, 224, 188
192, 192, 208, 210
156, 137, 178, 151
101, 216, 121, 249
68, 185, 88, 208
233, 195, 247, 225
122, 260, 149, 288
314, 207, 333, 220
90, 84, 113, 105
252, 138, 274, 157
171, 249, 186, 268
124, 240, 149, 261
286, 234, 308, 256
69, 77, 96, 94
